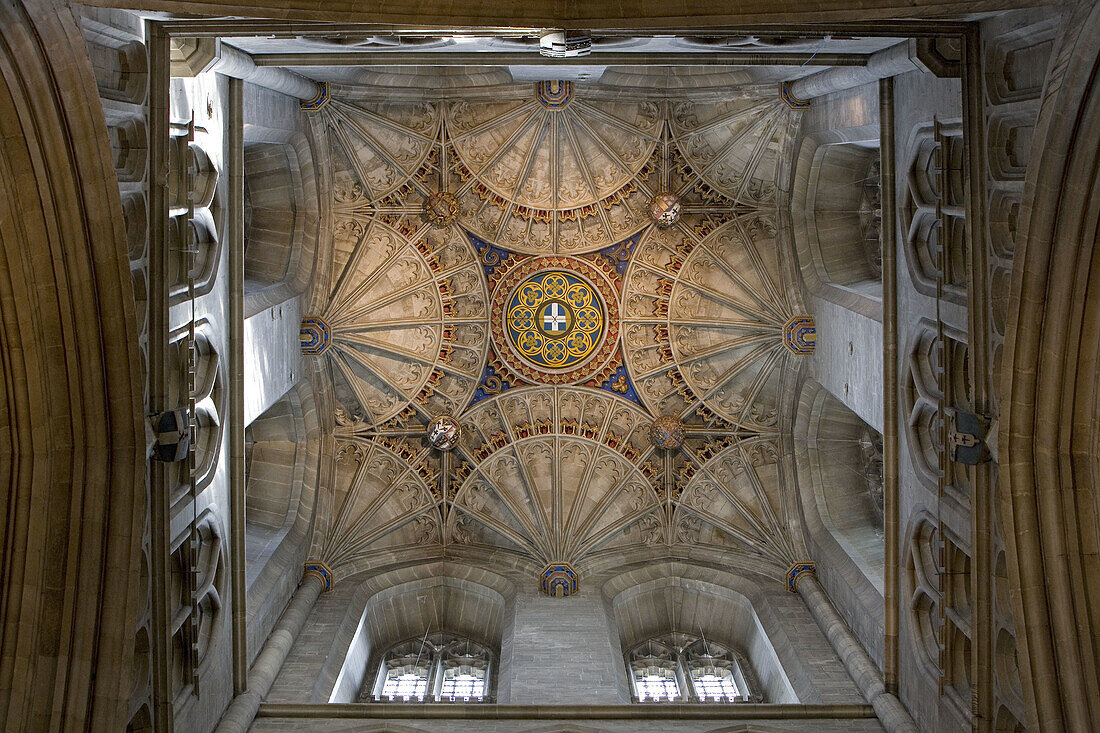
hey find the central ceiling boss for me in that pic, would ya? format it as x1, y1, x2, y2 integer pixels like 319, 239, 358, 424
491, 256, 620, 385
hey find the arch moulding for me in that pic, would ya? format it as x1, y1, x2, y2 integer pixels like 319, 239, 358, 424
999, 2, 1100, 730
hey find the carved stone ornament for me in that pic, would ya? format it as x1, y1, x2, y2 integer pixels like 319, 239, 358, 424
535, 80, 574, 110
427, 414, 461, 451
541, 562, 578, 598
647, 191, 682, 228
305, 561, 334, 590
423, 191, 459, 227
649, 415, 686, 450
300, 316, 331, 355
783, 315, 816, 355
785, 561, 816, 592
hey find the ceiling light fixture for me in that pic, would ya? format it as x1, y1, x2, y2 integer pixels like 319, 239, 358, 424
539, 29, 592, 58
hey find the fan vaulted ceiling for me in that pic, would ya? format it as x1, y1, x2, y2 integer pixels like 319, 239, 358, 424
307, 78, 809, 585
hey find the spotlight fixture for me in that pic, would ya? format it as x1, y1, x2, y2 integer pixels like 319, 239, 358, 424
539, 29, 592, 58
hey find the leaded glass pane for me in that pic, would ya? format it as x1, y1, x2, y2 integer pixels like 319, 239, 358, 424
440, 669, 486, 699
381, 668, 429, 700
633, 668, 681, 701
691, 669, 738, 700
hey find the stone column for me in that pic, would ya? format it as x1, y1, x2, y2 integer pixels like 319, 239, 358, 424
172, 37, 325, 104
215, 571, 326, 733
789, 565, 918, 733
786, 40, 922, 103
229, 73, 249, 696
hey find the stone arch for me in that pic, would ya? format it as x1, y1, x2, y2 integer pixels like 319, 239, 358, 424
791, 124, 882, 320
242, 125, 320, 317
244, 142, 302, 286
88, 38, 147, 105
794, 379, 884, 585
791, 378, 884, 666
244, 372, 325, 659
0, 5, 146, 728
317, 564, 515, 704
602, 563, 814, 705
245, 388, 307, 564
999, 2, 1100, 729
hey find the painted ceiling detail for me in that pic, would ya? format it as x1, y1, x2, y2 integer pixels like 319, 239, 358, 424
492, 256, 620, 385
308, 82, 808, 584
316, 214, 489, 425
622, 213, 793, 430
446, 89, 660, 253
320, 387, 799, 580
450, 387, 661, 565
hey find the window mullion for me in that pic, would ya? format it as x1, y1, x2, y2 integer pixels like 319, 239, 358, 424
431, 655, 444, 701
675, 654, 693, 702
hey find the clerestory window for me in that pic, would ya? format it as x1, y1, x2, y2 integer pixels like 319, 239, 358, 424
368, 633, 493, 702
627, 633, 761, 703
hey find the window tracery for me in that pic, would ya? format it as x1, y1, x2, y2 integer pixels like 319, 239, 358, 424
366, 633, 493, 702
627, 633, 760, 703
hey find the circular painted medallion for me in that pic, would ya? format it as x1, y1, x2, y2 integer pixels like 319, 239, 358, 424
492, 257, 619, 385
507, 271, 602, 369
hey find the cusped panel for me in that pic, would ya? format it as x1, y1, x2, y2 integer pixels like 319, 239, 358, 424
324, 98, 440, 204
670, 99, 794, 205
449, 386, 664, 565
622, 215, 793, 429
447, 85, 661, 254
673, 436, 797, 572
316, 217, 489, 425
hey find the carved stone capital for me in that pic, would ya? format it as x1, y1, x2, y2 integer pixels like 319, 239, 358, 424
305, 561, 334, 591
786, 561, 816, 592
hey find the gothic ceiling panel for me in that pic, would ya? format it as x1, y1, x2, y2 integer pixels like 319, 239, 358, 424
670, 98, 793, 205
321, 437, 443, 569
307, 80, 812, 587
450, 386, 661, 566
448, 83, 662, 254
674, 435, 798, 572
319, 212, 489, 425
324, 98, 440, 203
622, 214, 793, 430
318, 389, 801, 581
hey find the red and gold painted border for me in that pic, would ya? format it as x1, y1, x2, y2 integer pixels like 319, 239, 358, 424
490, 255, 620, 385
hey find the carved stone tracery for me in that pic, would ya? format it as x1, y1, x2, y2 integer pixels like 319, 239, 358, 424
311, 84, 806, 586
